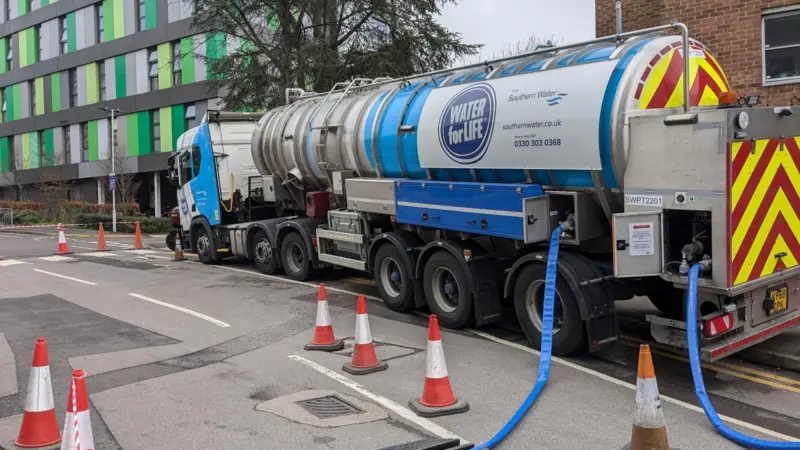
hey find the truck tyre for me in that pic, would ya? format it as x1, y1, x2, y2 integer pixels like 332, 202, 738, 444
251, 229, 279, 275
166, 230, 177, 251
423, 251, 474, 329
281, 232, 312, 281
194, 227, 219, 265
513, 263, 586, 356
647, 287, 684, 320
374, 244, 414, 313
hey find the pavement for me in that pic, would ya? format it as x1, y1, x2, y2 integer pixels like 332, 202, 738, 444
0, 229, 798, 449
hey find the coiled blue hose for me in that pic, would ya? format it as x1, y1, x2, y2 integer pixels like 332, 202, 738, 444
686, 264, 800, 449
472, 225, 562, 449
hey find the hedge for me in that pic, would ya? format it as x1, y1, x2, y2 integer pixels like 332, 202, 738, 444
0, 209, 45, 225
0, 201, 140, 216
0, 201, 48, 211
75, 214, 173, 234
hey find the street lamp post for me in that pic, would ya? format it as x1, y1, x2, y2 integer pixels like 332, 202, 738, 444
99, 106, 122, 232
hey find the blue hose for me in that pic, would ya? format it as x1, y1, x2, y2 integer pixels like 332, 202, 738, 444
473, 226, 562, 449
686, 264, 800, 449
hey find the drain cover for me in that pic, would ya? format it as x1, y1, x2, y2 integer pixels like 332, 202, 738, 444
295, 395, 364, 419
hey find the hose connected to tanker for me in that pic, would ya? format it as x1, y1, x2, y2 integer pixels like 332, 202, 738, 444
472, 226, 562, 449
686, 265, 800, 450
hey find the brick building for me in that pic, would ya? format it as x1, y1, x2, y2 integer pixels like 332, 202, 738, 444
596, 0, 800, 106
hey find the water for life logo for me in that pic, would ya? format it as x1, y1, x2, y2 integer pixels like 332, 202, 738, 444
439, 83, 496, 164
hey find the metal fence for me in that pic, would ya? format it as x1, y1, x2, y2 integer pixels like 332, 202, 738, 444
0, 208, 12, 227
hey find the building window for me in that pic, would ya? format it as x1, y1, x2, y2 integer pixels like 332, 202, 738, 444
27, 0, 33, 11
59, 16, 68, 54
81, 122, 89, 162
98, 61, 106, 101
39, 130, 47, 166
763, 9, 800, 85
172, 41, 182, 86
5, 1, 10, 21
34, 25, 41, 62
152, 110, 160, 152
1, 89, 6, 122
97, 3, 104, 42
68, 69, 77, 107
147, 47, 158, 91
29, 80, 35, 114
6, 43, 12, 69
184, 103, 196, 129
64, 126, 71, 164
137, 0, 146, 31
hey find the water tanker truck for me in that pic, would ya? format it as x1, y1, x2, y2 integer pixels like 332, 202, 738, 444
167, 23, 800, 359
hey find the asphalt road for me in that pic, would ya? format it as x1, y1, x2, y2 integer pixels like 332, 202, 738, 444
0, 230, 798, 449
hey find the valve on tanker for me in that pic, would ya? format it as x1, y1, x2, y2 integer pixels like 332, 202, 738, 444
559, 213, 576, 240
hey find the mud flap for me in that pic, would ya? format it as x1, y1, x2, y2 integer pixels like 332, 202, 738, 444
559, 252, 619, 353
376, 438, 474, 450
469, 258, 503, 327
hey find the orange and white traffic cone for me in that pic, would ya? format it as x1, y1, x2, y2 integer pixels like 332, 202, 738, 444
342, 295, 387, 375
626, 345, 671, 450
60, 369, 94, 450
133, 222, 144, 249
95, 223, 108, 251
408, 315, 469, 417
305, 284, 344, 351
56, 223, 72, 255
15, 337, 62, 448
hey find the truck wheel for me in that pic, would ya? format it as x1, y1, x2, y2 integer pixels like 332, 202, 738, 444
251, 230, 279, 275
513, 263, 586, 356
281, 232, 312, 281
648, 288, 684, 320
194, 227, 218, 265
423, 251, 474, 329
166, 230, 177, 251
374, 244, 414, 313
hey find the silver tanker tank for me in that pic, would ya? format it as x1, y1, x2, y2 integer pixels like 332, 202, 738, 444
251, 28, 732, 203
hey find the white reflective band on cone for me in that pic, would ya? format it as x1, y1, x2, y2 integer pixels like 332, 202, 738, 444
24, 366, 55, 412
425, 340, 449, 379
316, 300, 332, 326
354, 314, 373, 345
633, 377, 665, 429
61, 410, 94, 450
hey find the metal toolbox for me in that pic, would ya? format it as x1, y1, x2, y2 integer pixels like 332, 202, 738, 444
345, 178, 397, 215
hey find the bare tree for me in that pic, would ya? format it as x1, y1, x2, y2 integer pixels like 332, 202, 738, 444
98, 147, 141, 206
33, 155, 74, 222
458, 33, 563, 65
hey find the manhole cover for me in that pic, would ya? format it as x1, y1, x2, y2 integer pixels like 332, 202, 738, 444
295, 395, 364, 419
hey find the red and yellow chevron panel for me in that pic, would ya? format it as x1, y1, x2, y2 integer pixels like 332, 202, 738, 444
634, 41, 731, 110
728, 137, 800, 286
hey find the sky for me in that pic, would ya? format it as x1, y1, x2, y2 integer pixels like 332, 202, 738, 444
437, 0, 596, 61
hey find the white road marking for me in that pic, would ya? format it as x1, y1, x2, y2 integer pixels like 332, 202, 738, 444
125, 249, 159, 254
136, 255, 172, 260
289, 355, 466, 443
38, 255, 76, 262
33, 269, 96, 285
469, 330, 800, 443
81, 252, 118, 257
214, 265, 383, 301
0, 259, 27, 266
210, 264, 797, 442
128, 293, 231, 328
34, 236, 53, 241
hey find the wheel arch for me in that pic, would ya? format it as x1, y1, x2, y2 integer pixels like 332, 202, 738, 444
190, 216, 218, 260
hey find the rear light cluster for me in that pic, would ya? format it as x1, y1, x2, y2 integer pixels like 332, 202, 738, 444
703, 312, 734, 337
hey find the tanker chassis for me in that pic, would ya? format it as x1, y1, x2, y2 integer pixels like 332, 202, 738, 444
168, 23, 800, 360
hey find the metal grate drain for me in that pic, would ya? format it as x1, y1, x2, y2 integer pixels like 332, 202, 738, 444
295, 395, 364, 419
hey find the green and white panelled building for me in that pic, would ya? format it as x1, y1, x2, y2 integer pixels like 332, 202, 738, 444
0, 0, 240, 213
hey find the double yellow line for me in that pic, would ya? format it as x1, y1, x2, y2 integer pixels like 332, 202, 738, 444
620, 336, 800, 393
